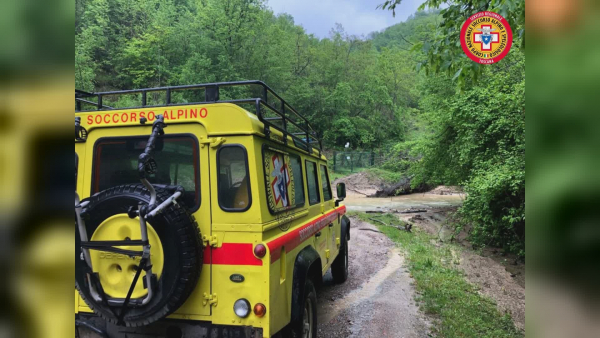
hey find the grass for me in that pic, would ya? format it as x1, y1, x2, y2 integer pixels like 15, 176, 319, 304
329, 166, 406, 185
329, 166, 405, 184
364, 167, 405, 184
350, 212, 523, 338
329, 167, 366, 181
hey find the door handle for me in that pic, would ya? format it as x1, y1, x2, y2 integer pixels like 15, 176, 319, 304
315, 231, 322, 238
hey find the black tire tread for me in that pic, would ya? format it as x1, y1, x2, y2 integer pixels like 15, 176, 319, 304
290, 279, 317, 338
76, 184, 203, 327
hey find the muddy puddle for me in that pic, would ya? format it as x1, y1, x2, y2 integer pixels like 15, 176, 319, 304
343, 193, 464, 212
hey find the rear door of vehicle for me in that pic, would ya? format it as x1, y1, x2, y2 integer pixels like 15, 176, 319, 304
82, 119, 212, 317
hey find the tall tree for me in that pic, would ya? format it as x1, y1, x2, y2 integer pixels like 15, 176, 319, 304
379, 0, 525, 87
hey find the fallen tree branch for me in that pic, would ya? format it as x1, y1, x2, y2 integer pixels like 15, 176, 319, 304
366, 210, 384, 214
367, 216, 413, 233
347, 188, 369, 196
368, 218, 389, 226
393, 222, 413, 233
398, 209, 427, 214
359, 228, 382, 233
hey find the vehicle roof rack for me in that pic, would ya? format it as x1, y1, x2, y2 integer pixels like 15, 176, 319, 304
74, 80, 322, 155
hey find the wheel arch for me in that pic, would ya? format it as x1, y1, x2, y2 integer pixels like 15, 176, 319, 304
290, 245, 322, 324
341, 215, 350, 241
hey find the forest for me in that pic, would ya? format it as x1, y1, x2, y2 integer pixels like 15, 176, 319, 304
76, 0, 525, 258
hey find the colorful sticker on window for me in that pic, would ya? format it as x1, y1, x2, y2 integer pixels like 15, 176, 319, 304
264, 149, 296, 212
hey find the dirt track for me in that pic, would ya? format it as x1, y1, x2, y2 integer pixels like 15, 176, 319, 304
317, 180, 525, 336
316, 217, 431, 337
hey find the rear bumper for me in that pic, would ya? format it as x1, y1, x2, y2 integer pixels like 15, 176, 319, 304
76, 314, 264, 338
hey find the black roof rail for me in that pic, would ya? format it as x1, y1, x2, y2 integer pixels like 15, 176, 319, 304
75, 89, 94, 98
74, 81, 322, 154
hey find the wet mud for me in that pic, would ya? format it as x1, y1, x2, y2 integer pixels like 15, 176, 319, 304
317, 190, 525, 336
316, 218, 430, 338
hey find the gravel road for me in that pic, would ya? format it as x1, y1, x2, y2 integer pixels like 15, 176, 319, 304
316, 217, 431, 338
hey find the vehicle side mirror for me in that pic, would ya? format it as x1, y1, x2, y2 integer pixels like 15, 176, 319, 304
336, 182, 346, 200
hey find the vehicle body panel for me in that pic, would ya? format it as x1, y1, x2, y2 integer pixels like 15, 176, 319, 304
75, 102, 345, 337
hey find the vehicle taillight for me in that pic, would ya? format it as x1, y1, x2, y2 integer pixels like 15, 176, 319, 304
254, 244, 266, 258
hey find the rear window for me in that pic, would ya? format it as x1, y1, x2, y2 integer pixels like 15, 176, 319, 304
218, 145, 251, 211
93, 135, 199, 208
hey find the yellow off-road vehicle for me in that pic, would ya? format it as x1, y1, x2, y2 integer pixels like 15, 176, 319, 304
75, 81, 350, 338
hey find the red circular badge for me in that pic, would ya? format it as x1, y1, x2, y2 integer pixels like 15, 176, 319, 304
460, 11, 513, 64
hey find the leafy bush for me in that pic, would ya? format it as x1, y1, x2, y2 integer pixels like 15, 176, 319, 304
461, 163, 525, 257
411, 50, 525, 257
365, 168, 404, 184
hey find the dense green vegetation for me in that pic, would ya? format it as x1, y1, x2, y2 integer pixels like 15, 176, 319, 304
379, 0, 525, 87
76, 0, 525, 257
410, 56, 525, 256
350, 212, 523, 337
76, 0, 422, 149
378, 0, 525, 258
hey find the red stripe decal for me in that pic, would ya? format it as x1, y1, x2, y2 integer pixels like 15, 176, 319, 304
202, 243, 263, 266
199, 206, 346, 266
267, 206, 346, 263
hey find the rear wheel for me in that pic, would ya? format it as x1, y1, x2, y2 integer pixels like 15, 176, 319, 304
291, 279, 317, 338
331, 235, 348, 283
75, 184, 203, 327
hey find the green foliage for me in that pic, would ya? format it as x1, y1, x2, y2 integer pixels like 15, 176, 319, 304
380, 0, 525, 88
354, 213, 523, 337
365, 168, 404, 184
329, 167, 366, 182
370, 10, 441, 55
410, 49, 525, 256
375, 1, 526, 257
76, 0, 525, 257
75, 0, 422, 149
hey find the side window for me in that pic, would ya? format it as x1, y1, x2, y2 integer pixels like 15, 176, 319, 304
263, 147, 305, 213
305, 160, 320, 205
218, 145, 251, 211
93, 135, 200, 209
289, 156, 306, 206
320, 164, 332, 201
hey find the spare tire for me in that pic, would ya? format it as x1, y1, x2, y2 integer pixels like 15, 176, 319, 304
75, 184, 203, 327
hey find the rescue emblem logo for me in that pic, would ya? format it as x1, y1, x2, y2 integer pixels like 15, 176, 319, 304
263, 148, 297, 213
460, 11, 513, 64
